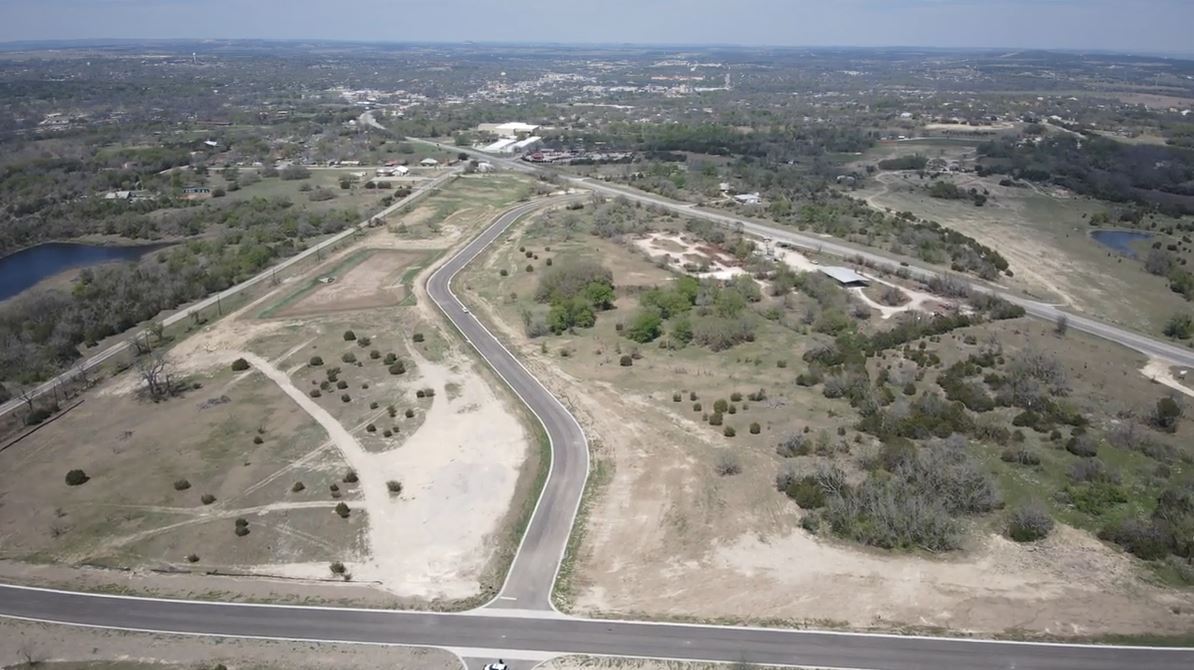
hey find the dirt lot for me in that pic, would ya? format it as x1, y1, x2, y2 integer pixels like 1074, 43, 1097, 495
0, 174, 543, 607
268, 250, 428, 318
461, 205, 1194, 638
0, 618, 459, 670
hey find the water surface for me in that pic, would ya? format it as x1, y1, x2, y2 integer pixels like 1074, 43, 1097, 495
0, 242, 167, 302
1090, 229, 1154, 258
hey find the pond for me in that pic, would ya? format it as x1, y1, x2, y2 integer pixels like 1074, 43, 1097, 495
1090, 229, 1154, 258
0, 242, 168, 302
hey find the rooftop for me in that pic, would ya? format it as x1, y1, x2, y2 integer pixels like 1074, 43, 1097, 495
818, 266, 870, 285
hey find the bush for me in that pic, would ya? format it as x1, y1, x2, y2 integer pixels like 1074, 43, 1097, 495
201, 493, 216, 505
619, 355, 633, 367
785, 476, 827, 509
387, 480, 403, 494
309, 356, 324, 367
413, 333, 425, 343
336, 380, 348, 390
253, 435, 264, 445
366, 423, 377, 432
715, 453, 741, 476
370, 350, 381, 360
1152, 396, 1183, 433
25, 406, 53, 425
877, 438, 918, 472
292, 481, 305, 493
713, 399, 728, 413
343, 470, 359, 483
1000, 448, 1040, 466
341, 352, 357, 364
1099, 518, 1171, 560
384, 353, 398, 365
730, 392, 743, 402
310, 389, 322, 398
230, 358, 250, 371
749, 422, 761, 435
65, 469, 89, 486
340, 393, 351, 403
173, 479, 191, 491
343, 330, 356, 341
405, 408, 415, 418
335, 502, 351, 518
1065, 434, 1099, 457
709, 412, 724, 426
234, 524, 250, 537
724, 425, 736, 437
1007, 504, 1054, 542
186, 553, 199, 563
389, 362, 406, 375
673, 392, 682, 402
330, 561, 347, 575
358, 336, 372, 347
692, 402, 702, 412
776, 433, 810, 457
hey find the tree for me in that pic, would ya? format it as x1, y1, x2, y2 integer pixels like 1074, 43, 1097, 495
136, 352, 179, 401
1055, 314, 1069, 337
1163, 313, 1194, 340
1152, 396, 1183, 433
335, 502, 351, 518
65, 469, 89, 486
624, 310, 663, 343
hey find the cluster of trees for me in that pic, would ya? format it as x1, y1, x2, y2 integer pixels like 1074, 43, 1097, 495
531, 259, 615, 335
624, 274, 762, 351
783, 438, 1001, 552
1145, 248, 1194, 302
927, 180, 989, 207
977, 133, 1194, 215
0, 199, 360, 382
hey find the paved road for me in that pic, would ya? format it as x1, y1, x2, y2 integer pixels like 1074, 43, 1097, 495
3, 195, 1194, 669
3, 584, 1192, 670
426, 197, 589, 611
427, 139, 1194, 370
0, 169, 458, 420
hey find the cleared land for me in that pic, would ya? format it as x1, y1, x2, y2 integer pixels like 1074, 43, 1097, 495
0, 174, 542, 606
459, 200, 1194, 638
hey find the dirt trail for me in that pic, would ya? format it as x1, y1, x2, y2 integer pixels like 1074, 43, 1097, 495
1142, 358, 1194, 399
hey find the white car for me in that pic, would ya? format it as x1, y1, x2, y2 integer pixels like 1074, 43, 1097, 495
462, 307, 470, 314
484, 662, 508, 670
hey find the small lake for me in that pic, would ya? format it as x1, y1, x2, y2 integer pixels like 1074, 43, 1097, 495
1090, 229, 1154, 257
0, 242, 168, 302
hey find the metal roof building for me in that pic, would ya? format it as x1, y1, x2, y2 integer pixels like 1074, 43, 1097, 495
818, 266, 870, 286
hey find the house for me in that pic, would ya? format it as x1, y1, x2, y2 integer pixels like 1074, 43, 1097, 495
733, 192, 762, 206
818, 266, 870, 287
203, 140, 219, 148
340, 160, 361, 167
181, 186, 212, 201
393, 165, 410, 176
511, 136, 542, 153
476, 161, 495, 173
719, 182, 731, 193
420, 158, 440, 167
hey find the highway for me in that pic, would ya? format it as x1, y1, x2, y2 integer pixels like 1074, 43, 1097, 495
0, 169, 459, 420
3, 194, 1194, 670
430, 139, 1194, 370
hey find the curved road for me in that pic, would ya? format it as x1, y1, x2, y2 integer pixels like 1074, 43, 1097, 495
3, 196, 1194, 670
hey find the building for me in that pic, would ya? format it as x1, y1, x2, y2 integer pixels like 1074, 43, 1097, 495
818, 266, 870, 287
511, 136, 542, 153
482, 137, 519, 154
420, 158, 440, 167
733, 192, 762, 206
478, 121, 540, 138
476, 161, 495, 173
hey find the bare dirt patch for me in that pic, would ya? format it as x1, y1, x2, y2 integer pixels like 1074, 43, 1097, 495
270, 249, 428, 318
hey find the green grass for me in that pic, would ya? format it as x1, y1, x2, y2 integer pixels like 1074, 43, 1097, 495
256, 249, 374, 318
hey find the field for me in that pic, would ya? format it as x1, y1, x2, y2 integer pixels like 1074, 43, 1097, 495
854, 143, 1194, 336
458, 200, 1194, 637
0, 173, 545, 607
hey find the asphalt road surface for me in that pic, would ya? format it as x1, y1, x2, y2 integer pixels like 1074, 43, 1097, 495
426, 196, 589, 611
0, 169, 458, 420
2, 195, 1193, 670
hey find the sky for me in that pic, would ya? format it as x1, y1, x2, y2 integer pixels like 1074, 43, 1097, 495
1, 0, 1193, 55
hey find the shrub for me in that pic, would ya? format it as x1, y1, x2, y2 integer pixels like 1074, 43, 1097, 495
384, 353, 398, 365
340, 393, 351, 403
64, 469, 89, 486
369, 401, 379, 409
709, 412, 724, 426
724, 425, 736, 437
713, 399, 729, 413
310, 389, 322, 398
230, 358, 250, 371
366, 424, 377, 433
776, 433, 810, 457
358, 336, 372, 347
500, 269, 509, 277
387, 405, 397, 417
1099, 518, 1172, 560
341, 352, 357, 364
715, 453, 741, 476
1151, 396, 1183, 433
343, 470, 359, 483
387, 480, 403, 494
336, 380, 348, 389
673, 392, 682, 402
253, 435, 264, 444
383, 429, 393, 437
173, 479, 191, 491
750, 422, 761, 435
785, 476, 826, 509
292, 481, 305, 493
405, 408, 415, 418
343, 330, 356, 341
1065, 434, 1099, 458
370, 350, 381, 360
186, 554, 199, 563
389, 362, 406, 375
619, 355, 633, 367
877, 438, 918, 472
309, 356, 324, 367
526, 264, 534, 273
234, 524, 250, 537
330, 561, 347, 575
693, 402, 702, 412
777, 359, 788, 368
1000, 448, 1040, 466
730, 392, 743, 402
201, 493, 216, 505
335, 502, 351, 518
413, 333, 425, 343
1007, 504, 1054, 542
25, 406, 53, 425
